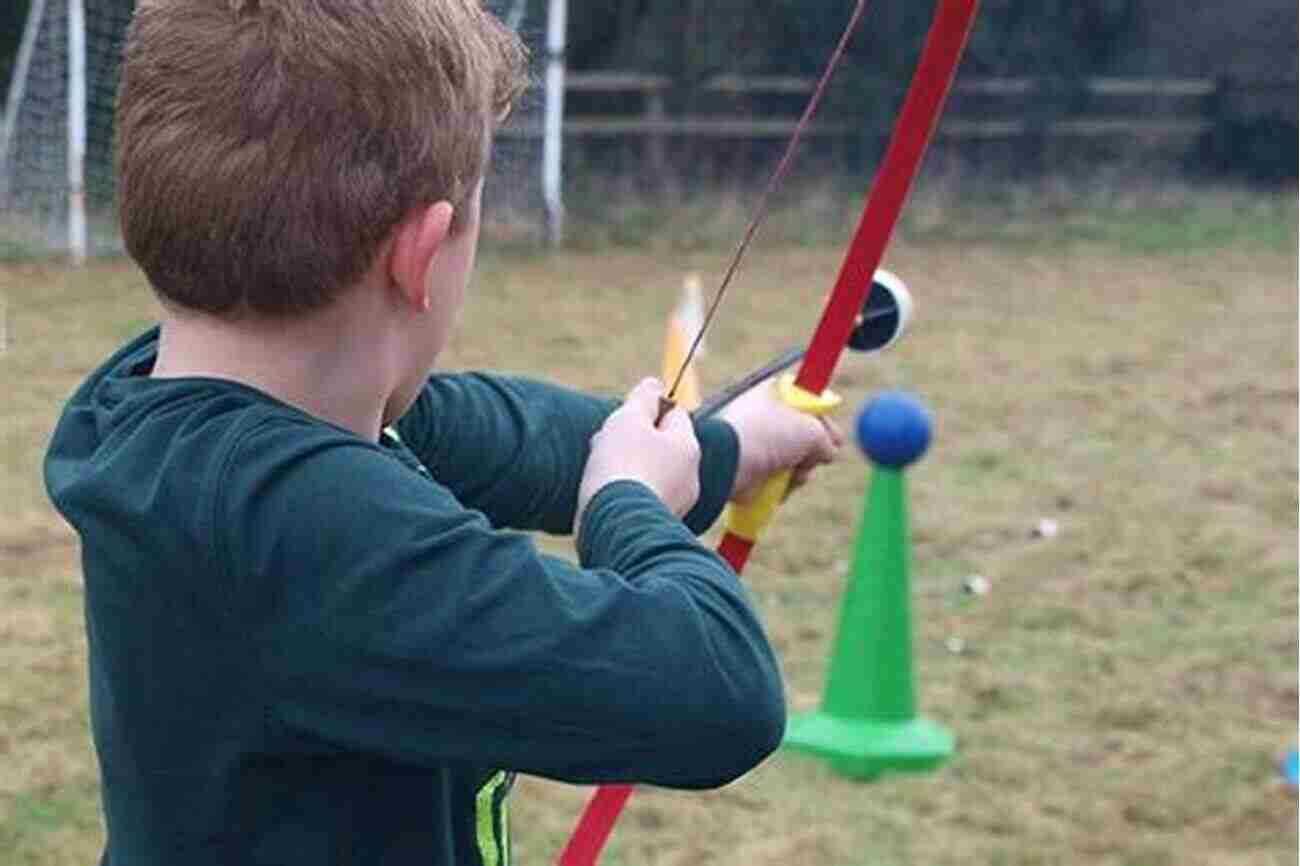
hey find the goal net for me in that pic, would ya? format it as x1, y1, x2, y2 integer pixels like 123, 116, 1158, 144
1, 0, 128, 260
1, 0, 550, 260
483, 0, 549, 245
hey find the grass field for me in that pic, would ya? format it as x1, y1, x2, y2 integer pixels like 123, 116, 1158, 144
1, 187, 1296, 865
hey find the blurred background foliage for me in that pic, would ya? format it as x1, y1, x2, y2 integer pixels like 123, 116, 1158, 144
2, 0, 1295, 184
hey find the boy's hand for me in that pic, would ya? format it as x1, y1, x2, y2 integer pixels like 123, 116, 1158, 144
577, 379, 702, 530
719, 380, 842, 504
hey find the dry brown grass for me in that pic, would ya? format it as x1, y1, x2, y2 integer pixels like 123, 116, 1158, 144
1, 207, 1296, 864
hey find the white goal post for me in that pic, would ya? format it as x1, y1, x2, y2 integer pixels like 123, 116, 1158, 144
67, 0, 87, 264
541, 0, 567, 248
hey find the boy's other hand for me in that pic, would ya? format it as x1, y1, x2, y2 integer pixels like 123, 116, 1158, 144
719, 381, 842, 504
577, 379, 702, 531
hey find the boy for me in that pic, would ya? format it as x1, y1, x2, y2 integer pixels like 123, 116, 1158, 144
44, 1, 839, 864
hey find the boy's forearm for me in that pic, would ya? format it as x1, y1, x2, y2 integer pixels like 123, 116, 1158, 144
396, 373, 740, 535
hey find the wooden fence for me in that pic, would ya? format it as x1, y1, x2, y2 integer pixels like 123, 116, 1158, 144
499, 73, 1291, 175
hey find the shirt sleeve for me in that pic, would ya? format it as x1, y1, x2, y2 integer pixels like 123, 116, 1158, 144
392, 373, 739, 536
221, 421, 785, 789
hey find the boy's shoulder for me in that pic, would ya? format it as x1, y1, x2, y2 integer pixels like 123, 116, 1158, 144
45, 328, 388, 512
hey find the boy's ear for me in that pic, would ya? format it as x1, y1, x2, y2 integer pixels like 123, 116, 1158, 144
388, 202, 455, 311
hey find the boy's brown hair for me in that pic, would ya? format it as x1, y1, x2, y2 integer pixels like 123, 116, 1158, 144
116, 0, 528, 317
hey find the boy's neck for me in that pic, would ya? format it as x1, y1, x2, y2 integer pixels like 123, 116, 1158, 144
150, 293, 400, 442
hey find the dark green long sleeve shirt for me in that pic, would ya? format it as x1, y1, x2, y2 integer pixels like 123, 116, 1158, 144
43, 328, 786, 866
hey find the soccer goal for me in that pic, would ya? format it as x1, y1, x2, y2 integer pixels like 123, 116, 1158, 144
0, 0, 564, 262
1, 0, 129, 262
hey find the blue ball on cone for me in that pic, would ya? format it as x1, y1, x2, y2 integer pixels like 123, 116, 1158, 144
856, 391, 932, 468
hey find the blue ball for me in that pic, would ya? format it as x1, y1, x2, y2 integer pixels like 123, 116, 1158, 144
856, 391, 932, 468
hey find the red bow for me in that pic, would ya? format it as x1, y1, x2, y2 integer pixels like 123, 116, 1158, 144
559, 3, 980, 863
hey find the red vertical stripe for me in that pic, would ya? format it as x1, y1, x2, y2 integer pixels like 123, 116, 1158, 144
797, 0, 979, 396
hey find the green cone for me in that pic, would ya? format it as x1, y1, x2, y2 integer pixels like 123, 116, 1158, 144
782, 467, 954, 780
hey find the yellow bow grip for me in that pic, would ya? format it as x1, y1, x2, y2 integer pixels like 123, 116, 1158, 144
722, 373, 841, 542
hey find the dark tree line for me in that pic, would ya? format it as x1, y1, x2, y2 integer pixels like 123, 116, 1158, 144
547, 0, 1159, 163
3, 0, 1294, 181
1, 1, 30, 84
0, 0, 1189, 96
563, 0, 1141, 78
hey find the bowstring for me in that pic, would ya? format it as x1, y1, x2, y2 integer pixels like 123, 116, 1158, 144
663, 0, 871, 404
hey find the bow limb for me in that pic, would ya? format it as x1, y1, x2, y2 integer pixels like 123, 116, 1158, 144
719, 0, 979, 572
558, 2, 979, 862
